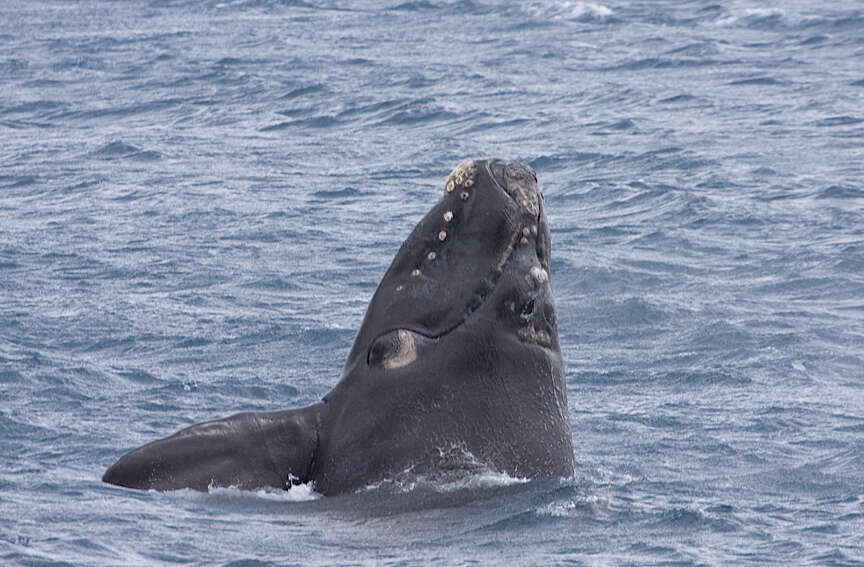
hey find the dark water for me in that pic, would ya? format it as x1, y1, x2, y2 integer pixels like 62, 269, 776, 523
2, 1, 863, 565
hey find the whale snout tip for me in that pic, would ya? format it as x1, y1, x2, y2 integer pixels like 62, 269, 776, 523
481, 158, 541, 216
102, 463, 128, 488
485, 158, 535, 184
102, 451, 159, 490
102, 457, 136, 488
504, 160, 538, 185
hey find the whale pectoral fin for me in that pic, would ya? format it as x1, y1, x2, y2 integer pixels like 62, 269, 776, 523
102, 404, 322, 492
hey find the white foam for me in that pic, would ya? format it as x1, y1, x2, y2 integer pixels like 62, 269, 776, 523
525, 1, 613, 21
566, 2, 613, 19
361, 446, 531, 495
437, 469, 530, 492
362, 469, 530, 495
205, 482, 322, 502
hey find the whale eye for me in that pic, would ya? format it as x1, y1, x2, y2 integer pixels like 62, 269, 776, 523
367, 329, 418, 369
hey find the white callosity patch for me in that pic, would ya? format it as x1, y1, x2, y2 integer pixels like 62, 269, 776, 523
518, 322, 552, 347
503, 167, 540, 217
445, 160, 477, 192
529, 265, 549, 286
517, 266, 553, 347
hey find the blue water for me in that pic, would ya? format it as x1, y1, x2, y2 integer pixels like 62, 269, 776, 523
2, 0, 863, 565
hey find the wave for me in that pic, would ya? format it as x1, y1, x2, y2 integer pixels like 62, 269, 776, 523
521, 1, 613, 21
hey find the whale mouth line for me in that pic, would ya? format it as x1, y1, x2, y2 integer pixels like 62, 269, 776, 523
414, 161, 541, 340
371, 224, 525, 348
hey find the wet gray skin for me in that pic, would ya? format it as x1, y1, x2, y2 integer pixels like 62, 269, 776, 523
102, 159, 575, 496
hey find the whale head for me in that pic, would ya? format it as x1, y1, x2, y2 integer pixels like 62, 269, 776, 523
344, 158, 558, 372
314, 159, 571, 493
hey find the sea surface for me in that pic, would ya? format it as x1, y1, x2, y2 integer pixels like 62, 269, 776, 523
1, 0, 863, 565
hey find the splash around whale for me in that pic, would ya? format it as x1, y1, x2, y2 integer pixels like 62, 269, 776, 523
102, 159, 575, 496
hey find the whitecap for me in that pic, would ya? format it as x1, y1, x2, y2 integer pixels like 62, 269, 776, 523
525, 1, 613, 21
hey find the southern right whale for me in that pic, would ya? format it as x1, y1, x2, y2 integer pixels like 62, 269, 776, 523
103, 158, 575, 495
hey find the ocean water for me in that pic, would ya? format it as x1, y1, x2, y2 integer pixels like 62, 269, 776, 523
1, 0, 863, 565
